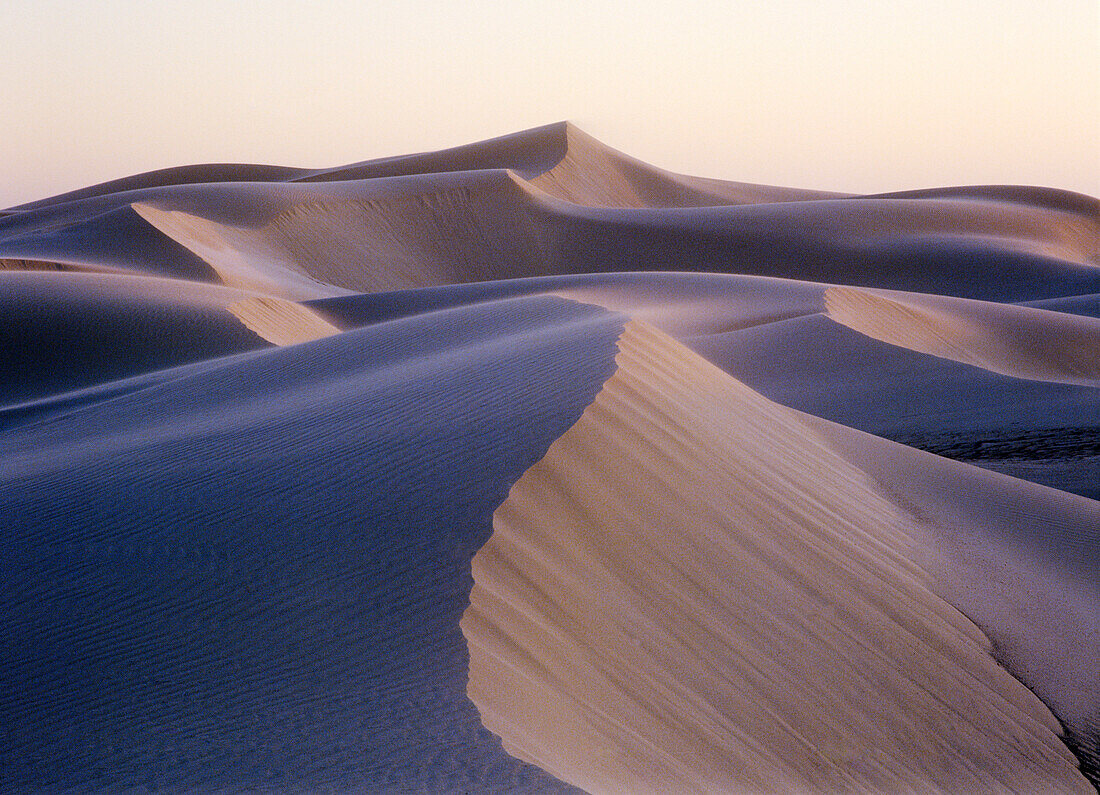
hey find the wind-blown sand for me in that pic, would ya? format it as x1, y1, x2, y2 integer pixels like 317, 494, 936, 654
1, 123, 1097, 791
463, 320, 1088, 792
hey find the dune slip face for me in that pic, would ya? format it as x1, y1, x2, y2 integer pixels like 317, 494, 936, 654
463, 320, 1091, 793
825, 286, 1100, 386
2, 122, 1099, 791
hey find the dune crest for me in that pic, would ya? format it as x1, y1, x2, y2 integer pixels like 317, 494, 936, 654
130, 172, 553, 299
524, 123, 838, 208
825, 286, 1100, 385
293, 122, 845, 208
1, 257, 92, 272
131, 202, 342, 299
462, 319, 1088, 793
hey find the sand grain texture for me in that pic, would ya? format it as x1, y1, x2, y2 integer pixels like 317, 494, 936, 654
463, 321, 1091, 793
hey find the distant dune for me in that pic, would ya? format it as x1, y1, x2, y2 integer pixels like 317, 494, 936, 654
1, 123, 1097, 792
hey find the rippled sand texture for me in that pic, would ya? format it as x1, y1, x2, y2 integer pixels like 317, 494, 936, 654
464, 321, 1089, 793
1, 122, 1097, 791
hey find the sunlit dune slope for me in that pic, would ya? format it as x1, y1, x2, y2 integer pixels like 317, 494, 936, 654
463, 320, 1092, 793
226, 295, 342, 346
825, 286, 1100, 385
131, 172, 544, 298
804, 411, 1100, 768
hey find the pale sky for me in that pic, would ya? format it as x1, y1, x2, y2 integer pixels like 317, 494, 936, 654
2, 0, 1097, 208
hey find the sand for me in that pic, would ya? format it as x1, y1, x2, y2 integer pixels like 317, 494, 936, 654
463, 320, 1089, 792
1, 123, 1097, 791
226, 296, 342, 346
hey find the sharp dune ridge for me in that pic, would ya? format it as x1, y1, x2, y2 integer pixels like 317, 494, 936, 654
825, 286, 1100, 385
463, 320, 1091, 792
2, 123, 1098, 791
126, 173, 1098, 306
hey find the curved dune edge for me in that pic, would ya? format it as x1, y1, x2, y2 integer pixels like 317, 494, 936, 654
130, 174, 543, 300
461, 319, 1088, 793
226, 296, 342, 346
523, 123, 806, 208
132, 202, 341, 299
825, 286, 1100, 385
1, 257, 113, 274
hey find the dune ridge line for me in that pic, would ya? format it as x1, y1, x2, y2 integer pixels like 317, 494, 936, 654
825, 285, 1100, 385
461, 318, 1089, 793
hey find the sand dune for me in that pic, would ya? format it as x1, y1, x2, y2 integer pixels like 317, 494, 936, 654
1, 257, 98, 272
1025, 292, 1100, 318
0, 296, 624, 793
124, 174, 1099, 305
226, 296, 342, 346
463, 320, 1089, 792
0, 271, 269, 404
294, 122, 849, 208
863, 184, 1100, 218
805, 412, 1100, 765
825, 285, 1100, 385
6, 122, 1095, 301
131, 171, 544, 298
4, 164, 312, 213
2, 124, 1098, 791
521, 123, 847, 208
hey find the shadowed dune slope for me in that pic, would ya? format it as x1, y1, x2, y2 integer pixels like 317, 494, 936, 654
689, 311, 1100, 499
863, 185, 1100, 218
463, 320, 1092, 792
0, 296, 624, 793
693, 310, 1100, 436
0, 203, 221, 281
1023, 292, 1100, 319
306, 271, 828, 339
0, 272, 270, 404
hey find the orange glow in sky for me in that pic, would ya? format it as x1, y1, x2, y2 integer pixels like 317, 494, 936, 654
2, 0, 1097, 207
